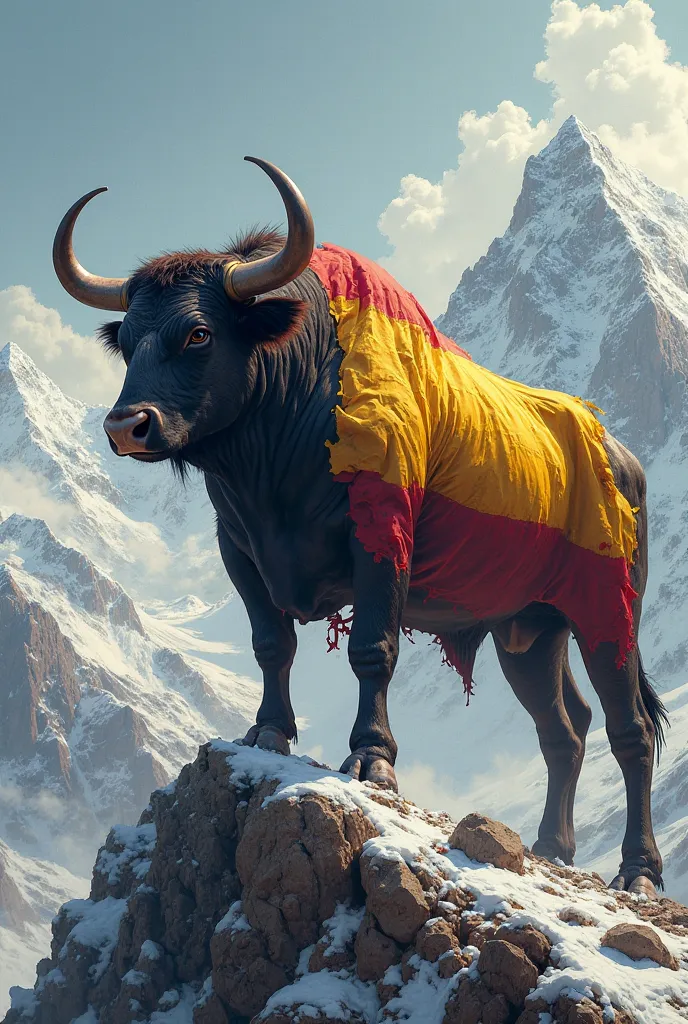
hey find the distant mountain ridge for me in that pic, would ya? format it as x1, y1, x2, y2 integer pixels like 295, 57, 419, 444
0, 342, 225, 601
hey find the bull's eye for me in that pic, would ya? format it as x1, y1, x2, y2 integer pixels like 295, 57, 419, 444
187, 327, 211, 347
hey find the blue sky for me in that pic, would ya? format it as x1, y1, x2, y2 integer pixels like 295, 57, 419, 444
0, 0, 687, 351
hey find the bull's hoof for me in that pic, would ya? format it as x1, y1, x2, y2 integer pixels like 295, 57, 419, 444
339, 751, 398, 791
241, 724, 291, 757
531, 837, 575, 866
628, 876, 659, 898
609, 870, 660, 898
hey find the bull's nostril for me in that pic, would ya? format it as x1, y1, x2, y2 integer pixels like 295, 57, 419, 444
104, 407, 160, 455
132, 415, 151, 439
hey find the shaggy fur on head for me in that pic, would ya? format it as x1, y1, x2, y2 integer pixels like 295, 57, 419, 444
129, 226, 286, 289
96, 225, 309, 358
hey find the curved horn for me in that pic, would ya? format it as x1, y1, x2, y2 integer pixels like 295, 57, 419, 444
224, 157, 315, 302
53, 188, 129, 311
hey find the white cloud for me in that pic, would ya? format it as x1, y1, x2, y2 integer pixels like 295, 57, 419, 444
396, 751, 539, 828
0, 285, 123, 407
395, 761, 468, 818
0, 465, 75, 536
379, 0, 688, 317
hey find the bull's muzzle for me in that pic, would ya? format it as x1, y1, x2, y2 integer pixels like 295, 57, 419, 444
104, 405, 165, 456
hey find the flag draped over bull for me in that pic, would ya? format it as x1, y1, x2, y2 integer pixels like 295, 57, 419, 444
310, 243, 639, 696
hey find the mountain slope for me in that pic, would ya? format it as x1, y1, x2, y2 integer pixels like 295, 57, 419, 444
0, 510, 259, 876
0, 343, 224, 602
0, 842, 86, 1020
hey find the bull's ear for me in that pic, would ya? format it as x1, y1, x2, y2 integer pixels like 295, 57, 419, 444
236, 297, 308, 347
96, 321, 123, 358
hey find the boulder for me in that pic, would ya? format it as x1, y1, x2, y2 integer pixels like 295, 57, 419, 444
558, 906, 597, 927
353, 912, 401, 981
600, 922, 679, 970
449, 813, 524, 874
477, 939, 539, 1007
443, 977, 510, 1024
494, 923, 551, 969
237, 790, 377, 967
553, 995, 605, 1023
415, 917, 459, 962
360, 853, 430, 943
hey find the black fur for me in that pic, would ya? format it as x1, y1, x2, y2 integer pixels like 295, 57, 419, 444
96, 321, 123, 357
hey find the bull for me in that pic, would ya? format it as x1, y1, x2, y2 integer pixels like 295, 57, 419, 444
53, 158, 667, 895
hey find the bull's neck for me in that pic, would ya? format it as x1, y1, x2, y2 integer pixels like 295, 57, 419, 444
249, 321, 339, 422
191, 319, 342, 494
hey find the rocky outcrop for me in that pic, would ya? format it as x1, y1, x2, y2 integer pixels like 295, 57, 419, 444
0, 567, 81, 769
6, 743, 688, 1024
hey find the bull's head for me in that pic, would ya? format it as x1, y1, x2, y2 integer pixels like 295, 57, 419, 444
52, 159, 314, 463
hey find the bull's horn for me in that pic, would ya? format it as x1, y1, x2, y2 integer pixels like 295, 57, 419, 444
53, 188, 129, 311
224, 157, 315, 303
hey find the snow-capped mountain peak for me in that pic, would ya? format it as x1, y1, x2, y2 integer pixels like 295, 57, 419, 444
438, 116, 688, 458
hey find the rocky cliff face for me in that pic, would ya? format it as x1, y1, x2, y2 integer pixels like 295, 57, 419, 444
0, 508, 258, 873
6, 745, 688, 1024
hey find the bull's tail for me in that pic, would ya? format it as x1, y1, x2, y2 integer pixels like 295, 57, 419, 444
638, 653, 669, 763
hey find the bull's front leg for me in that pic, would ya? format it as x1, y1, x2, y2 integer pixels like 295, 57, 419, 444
339, 542, 408, 791
217, 522, 297, 755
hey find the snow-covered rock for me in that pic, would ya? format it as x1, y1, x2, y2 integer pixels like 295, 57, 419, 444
6, 744, 688, 1023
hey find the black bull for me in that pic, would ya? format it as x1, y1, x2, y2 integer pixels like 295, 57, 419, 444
53, 161, 667, 896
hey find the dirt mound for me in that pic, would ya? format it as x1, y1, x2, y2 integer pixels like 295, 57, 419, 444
5, 742, 688, 1023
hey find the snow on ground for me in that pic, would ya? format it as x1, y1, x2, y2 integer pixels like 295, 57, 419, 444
214, 742, 688, 1024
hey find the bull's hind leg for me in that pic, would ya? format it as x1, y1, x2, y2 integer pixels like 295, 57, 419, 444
562, 662, 593, 860
577, 637, 663, 893
494, 625, 589, 865
577, 433, 666, 894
